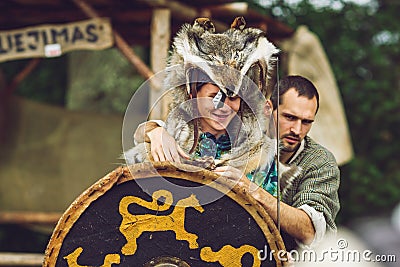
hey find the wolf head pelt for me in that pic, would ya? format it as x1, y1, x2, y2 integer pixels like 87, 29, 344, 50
165, 17, 279, 102
125, 17, 299, 182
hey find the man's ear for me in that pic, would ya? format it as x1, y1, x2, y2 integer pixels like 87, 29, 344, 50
264, 100, 273, 116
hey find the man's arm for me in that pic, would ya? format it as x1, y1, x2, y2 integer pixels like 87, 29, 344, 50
213, 166, 315, 245
252, 185, 315, 244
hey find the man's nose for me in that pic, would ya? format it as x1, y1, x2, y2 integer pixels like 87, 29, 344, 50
290, 120, 302, 135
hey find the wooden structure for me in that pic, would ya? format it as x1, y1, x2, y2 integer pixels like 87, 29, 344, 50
0, 1, 294, 45
44, 162, 287, 266
0, 0, 294, 118
0, 252, 44, 266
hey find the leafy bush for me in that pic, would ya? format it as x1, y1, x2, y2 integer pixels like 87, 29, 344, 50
260, 0, 400, 224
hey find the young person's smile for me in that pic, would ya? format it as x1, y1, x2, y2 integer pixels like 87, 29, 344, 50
195, 83, 240, 137
210, 110, 232, 122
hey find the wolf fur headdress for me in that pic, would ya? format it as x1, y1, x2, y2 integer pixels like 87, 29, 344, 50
125, 17, 299, 183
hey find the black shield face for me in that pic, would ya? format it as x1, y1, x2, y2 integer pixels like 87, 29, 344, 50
44, 163, 286, 267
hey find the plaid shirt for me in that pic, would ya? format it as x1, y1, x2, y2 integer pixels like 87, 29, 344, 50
282, 136, 340, 232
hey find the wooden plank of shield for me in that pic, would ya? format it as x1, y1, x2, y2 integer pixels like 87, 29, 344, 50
43, 162, 287, 267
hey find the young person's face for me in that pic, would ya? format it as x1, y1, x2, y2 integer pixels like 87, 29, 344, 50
195, 83, 241, 137
271, 87, 318, 153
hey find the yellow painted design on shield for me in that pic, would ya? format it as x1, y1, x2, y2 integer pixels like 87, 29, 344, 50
64, 247, 120, 267
200, 244, 261, 267
119, 189, 204, 255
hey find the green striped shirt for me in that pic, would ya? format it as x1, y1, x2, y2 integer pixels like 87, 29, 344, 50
283, 136, 340, 232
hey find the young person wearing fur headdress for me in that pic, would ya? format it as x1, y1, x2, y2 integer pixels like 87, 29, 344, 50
124, 17, 293, 195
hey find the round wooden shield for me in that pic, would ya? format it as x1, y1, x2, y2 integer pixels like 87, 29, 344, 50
43, 162, 287, 267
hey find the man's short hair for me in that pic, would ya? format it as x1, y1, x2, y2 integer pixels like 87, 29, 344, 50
270, 75, 320, 113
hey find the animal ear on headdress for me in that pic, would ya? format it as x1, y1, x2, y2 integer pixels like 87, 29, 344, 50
231, 16, 246, 30
193, 17, 215, 33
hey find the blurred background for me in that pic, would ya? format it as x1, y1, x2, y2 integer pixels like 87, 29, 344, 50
0, 0, 399, 265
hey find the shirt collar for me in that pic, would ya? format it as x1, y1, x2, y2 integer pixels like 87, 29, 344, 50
288, 139, 305, 164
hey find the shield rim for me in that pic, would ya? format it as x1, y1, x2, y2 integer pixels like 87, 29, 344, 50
43, 162, 287, 266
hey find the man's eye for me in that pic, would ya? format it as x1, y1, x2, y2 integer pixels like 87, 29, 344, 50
284, 115, 297, 120
302, 120, 314, 125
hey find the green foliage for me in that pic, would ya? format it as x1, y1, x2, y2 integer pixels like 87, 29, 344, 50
339, 157, 400, 223
260, 0, 400, 224
1, 56, 68, 105
0, 47, 146, 114
66, 48, 146, 114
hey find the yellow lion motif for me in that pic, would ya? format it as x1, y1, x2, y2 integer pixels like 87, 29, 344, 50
119, 189, 204, 255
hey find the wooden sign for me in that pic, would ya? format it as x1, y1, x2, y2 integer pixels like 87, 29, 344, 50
44, 162, 287, 267
0, 18, 113, 63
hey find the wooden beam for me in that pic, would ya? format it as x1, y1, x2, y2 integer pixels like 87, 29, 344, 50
139, 0, 197, 19
0, 211, 61, 225
0, 252, 43, 266
0, 69, 7, 145
138, 0, 229, 31
0, 9, 152, 26
11, 0, 63, 5
246, 9, 294, 38
12, 0, 109, 5
204, 2, 249, 15
205, 4, 294, 38
72, 0, 154, 80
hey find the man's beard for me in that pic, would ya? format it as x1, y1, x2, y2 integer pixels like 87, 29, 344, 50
279, 134, 301, 153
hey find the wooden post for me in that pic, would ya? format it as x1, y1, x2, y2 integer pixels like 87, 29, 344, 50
72, 0, 154, 80
0, 211, 61, 225
0, 69, 7, 145
149, 9, 171, 120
